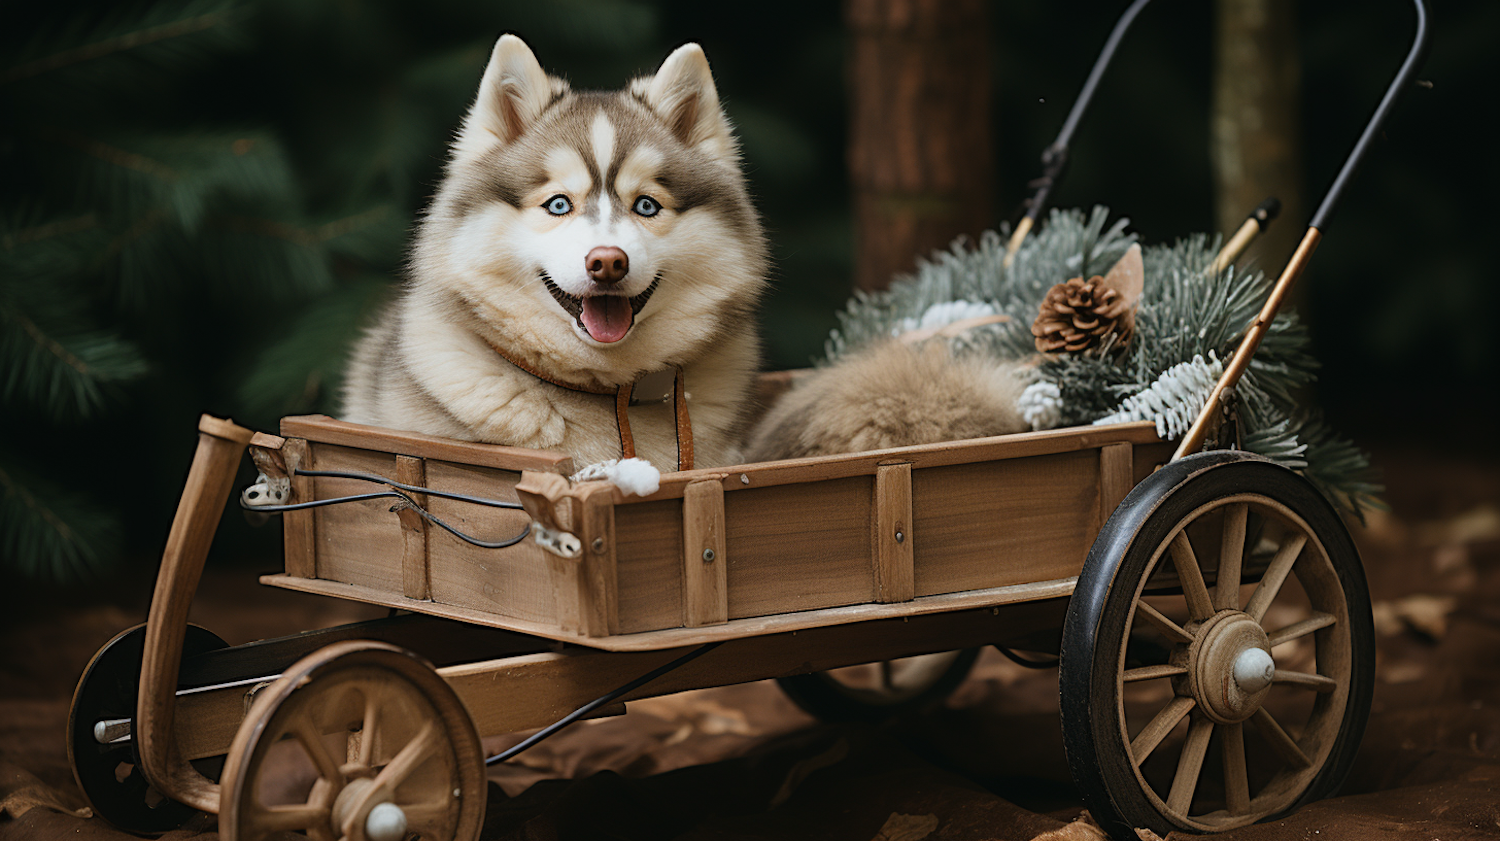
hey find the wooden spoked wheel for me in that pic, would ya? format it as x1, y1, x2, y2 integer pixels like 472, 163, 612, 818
1062, 452, 1373, 840
219, 640, 485, 841
777, 649, 980, 723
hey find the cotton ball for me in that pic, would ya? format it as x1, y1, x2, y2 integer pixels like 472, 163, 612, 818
571, 458, 661, 497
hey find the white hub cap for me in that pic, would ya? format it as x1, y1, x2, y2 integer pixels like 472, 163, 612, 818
365, 802, 408, 841
1233, 647, 1276, 694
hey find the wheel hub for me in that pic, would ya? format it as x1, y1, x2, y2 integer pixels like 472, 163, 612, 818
1186, 610, 1274, 724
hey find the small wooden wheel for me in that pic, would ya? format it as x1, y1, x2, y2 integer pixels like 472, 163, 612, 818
67, 623, 228, 833
219, 640, 485, 841
777, 649, 980, 723
1061, 452, 1373, 840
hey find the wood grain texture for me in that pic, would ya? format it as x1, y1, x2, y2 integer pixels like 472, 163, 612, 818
396, 455, 430, 600
723, 477, 876, 619
281, 415, 574, 473
307, 445, 404, 594
682, 481, 729, 627
1098, 442, 1135, 531
873, 463, 915, 603
258, 573, 1075, 652
912, 451, 1098, 597
576, 486, 620, 636
614, 500, 685, 634
281, 437, 316, 580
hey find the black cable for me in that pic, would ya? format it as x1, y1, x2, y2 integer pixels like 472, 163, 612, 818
486, 642, 723, 766
995, 646, 1060, 670
292, 468, 523, 510
240, 484, 529, 549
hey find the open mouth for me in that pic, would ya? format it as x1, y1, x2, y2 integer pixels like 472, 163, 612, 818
542, 271, 661, 344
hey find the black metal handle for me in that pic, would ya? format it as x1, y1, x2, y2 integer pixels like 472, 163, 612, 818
1308, 0, 1430, 231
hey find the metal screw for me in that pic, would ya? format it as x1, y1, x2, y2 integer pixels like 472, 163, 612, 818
702, 548, 716, 562
591, 537, 605, 553
895, 530, 905, 544
740, 474, 750, 485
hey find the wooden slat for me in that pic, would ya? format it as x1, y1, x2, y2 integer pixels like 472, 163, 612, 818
1097, 442, 1135, 530
576, 486, 619, 636
280, 415, 575, 474
259, 573, 1076, 652
613, 421, 1163, 502
281, 437, 316, 579
306, 445, 404, 593
873, 463, 914, 603
682, 481, 728, 627
614, 500, 685, 634
395, 455, 430, 600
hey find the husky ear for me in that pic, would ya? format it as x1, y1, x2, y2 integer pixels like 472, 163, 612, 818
464, 35, 553, 149
644, 44, 734, 155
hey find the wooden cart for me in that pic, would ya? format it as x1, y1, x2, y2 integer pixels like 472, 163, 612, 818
64, 2, 1427, 839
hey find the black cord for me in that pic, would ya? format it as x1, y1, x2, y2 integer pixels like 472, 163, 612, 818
995, 646, 1060, 670
240, 476, 529, 549
486, 642, 722, 766
293, 468, 523, 510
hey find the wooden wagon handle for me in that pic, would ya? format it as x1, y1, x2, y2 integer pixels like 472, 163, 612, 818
136, 414, 255, 813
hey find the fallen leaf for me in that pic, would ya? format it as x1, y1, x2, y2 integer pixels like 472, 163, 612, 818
1030, 811, 1111, 840
1372, 594, 1459, 640
871, 812, 941, 841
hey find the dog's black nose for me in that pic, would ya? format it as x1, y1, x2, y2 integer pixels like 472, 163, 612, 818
586, 246, 629, 284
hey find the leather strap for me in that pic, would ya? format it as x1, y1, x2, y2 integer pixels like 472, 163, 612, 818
484, 337, 691, 471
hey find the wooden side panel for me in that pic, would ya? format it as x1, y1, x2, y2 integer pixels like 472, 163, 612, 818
281, 437, 316, 579
308, 444, 404, 592
723, 476, 876, 619
614, 500, 685, 634
873, 463, 915, 603
396, 455, 430, 600
911, 450, 1097, 596
423, 461, 555, 625
682, 481, 729, 627
575, 489, 619, 636
1134, 441, 1176, 485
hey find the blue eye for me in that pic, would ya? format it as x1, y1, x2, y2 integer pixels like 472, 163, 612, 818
545, 195, 572, 216
632, 196, 660, 217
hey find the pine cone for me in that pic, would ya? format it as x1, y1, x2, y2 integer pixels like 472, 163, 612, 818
1031, 274, 1135, 354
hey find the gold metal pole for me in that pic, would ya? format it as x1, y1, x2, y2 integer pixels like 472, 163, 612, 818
1172, 226, 1322, 461
1209, 217, 1261, 276
1002, 215, 1035, 268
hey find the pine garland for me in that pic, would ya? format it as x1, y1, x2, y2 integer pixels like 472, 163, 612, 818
822, 207, 1379, 516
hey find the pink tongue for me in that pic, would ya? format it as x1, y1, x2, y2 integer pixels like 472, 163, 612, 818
580, 295, 633, 343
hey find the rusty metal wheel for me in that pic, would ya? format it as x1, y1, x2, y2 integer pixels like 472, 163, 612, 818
219, 640, 484, 841
1062, 452, 1373, 839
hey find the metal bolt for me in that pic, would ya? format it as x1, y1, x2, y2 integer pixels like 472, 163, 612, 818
702, 548, 716, 562
740, 474, 750, 485
591, 537, 605, 553
895, 530, 905, 544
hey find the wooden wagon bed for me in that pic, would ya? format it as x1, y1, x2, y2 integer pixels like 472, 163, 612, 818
256, 413, 1171, 652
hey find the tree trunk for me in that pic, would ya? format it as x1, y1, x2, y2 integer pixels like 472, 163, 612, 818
846, 0, 993, 292
1213, 0, 1303, 273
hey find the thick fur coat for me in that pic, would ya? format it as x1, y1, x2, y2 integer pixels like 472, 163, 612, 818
342, 36, 768, 469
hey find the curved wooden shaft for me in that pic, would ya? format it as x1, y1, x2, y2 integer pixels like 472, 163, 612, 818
137, 415, 255, 814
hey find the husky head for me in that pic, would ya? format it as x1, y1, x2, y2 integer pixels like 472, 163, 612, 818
416, 35, 768, 384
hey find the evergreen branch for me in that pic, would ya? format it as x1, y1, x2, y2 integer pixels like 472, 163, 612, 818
0, 458, 118, 581
1, 214, 99, 249
0, 9, 234, 85
46, 128, 179, 180
218, 205, 394, 247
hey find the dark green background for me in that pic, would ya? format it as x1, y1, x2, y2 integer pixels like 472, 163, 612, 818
1, 0, 1490, 587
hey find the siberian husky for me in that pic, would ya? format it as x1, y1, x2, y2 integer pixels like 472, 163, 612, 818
342, 35, 768, 470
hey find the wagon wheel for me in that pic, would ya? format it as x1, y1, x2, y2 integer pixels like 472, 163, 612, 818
1061, 452, 1373, 840
219, 640, 485, 841
67, 623, 228, 833
777, 648, 980, 723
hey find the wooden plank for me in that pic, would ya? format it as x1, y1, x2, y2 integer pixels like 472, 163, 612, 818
280, 415, 575, 474
175, 597, 1070, 760
395, 455, 430, 600
306, 445, 404, 593
423, 461, 555, 626
682, 481, 729, 627
281, 438, 316, 579
873, 463, 914, 603
1097, 442, 1135, 532
576, 486, 619, 636
912, 451, 1097, 596
259, 573, 1075, 652
614, 500, 685, 634
616, 421, 1162, 502
723, 477, 876, 619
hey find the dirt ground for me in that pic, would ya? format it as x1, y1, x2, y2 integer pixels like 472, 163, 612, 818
2, 444, 1497, 840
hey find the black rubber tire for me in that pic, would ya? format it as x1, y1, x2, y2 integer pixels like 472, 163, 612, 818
777, 648, 981, 724
1060, 452, 1374, 840
67, 623, 228, 834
